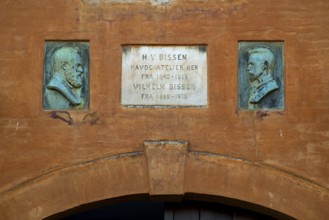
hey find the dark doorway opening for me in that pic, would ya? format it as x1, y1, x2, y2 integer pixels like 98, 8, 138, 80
59, 201, 277, 220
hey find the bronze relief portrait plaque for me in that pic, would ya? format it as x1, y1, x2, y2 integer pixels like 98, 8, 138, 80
43, 41, 89, 110
238, 42, 284, 110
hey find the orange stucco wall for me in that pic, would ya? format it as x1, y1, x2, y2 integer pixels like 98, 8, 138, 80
0, 0, 328, 219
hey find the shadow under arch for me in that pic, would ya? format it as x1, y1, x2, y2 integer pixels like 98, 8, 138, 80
44, 193, 295, 220
0, 141, 328, 219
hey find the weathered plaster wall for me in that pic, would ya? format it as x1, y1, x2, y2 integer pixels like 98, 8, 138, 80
0, 0, 328, 219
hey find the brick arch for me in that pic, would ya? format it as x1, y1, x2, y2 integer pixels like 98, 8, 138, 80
0, 140, 328, 220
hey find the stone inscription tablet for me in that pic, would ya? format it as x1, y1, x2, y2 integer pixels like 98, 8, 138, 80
121, 46, 207, 107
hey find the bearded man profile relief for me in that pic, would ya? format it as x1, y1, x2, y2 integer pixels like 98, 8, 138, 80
44, 47, 85, 110
246, 47, 279, 109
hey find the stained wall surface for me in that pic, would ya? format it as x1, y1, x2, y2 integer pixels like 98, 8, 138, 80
0, 0, 328, 219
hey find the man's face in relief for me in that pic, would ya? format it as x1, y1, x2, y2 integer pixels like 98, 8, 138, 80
247, 53, 265, 82
64, 52, 84, 88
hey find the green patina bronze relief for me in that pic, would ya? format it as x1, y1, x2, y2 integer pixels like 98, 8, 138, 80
43, 42, 89, 110
238, 42, 284, 110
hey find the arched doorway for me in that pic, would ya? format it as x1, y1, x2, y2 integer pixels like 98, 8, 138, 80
1, 141, 325, 219
50, 200, 279, 220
